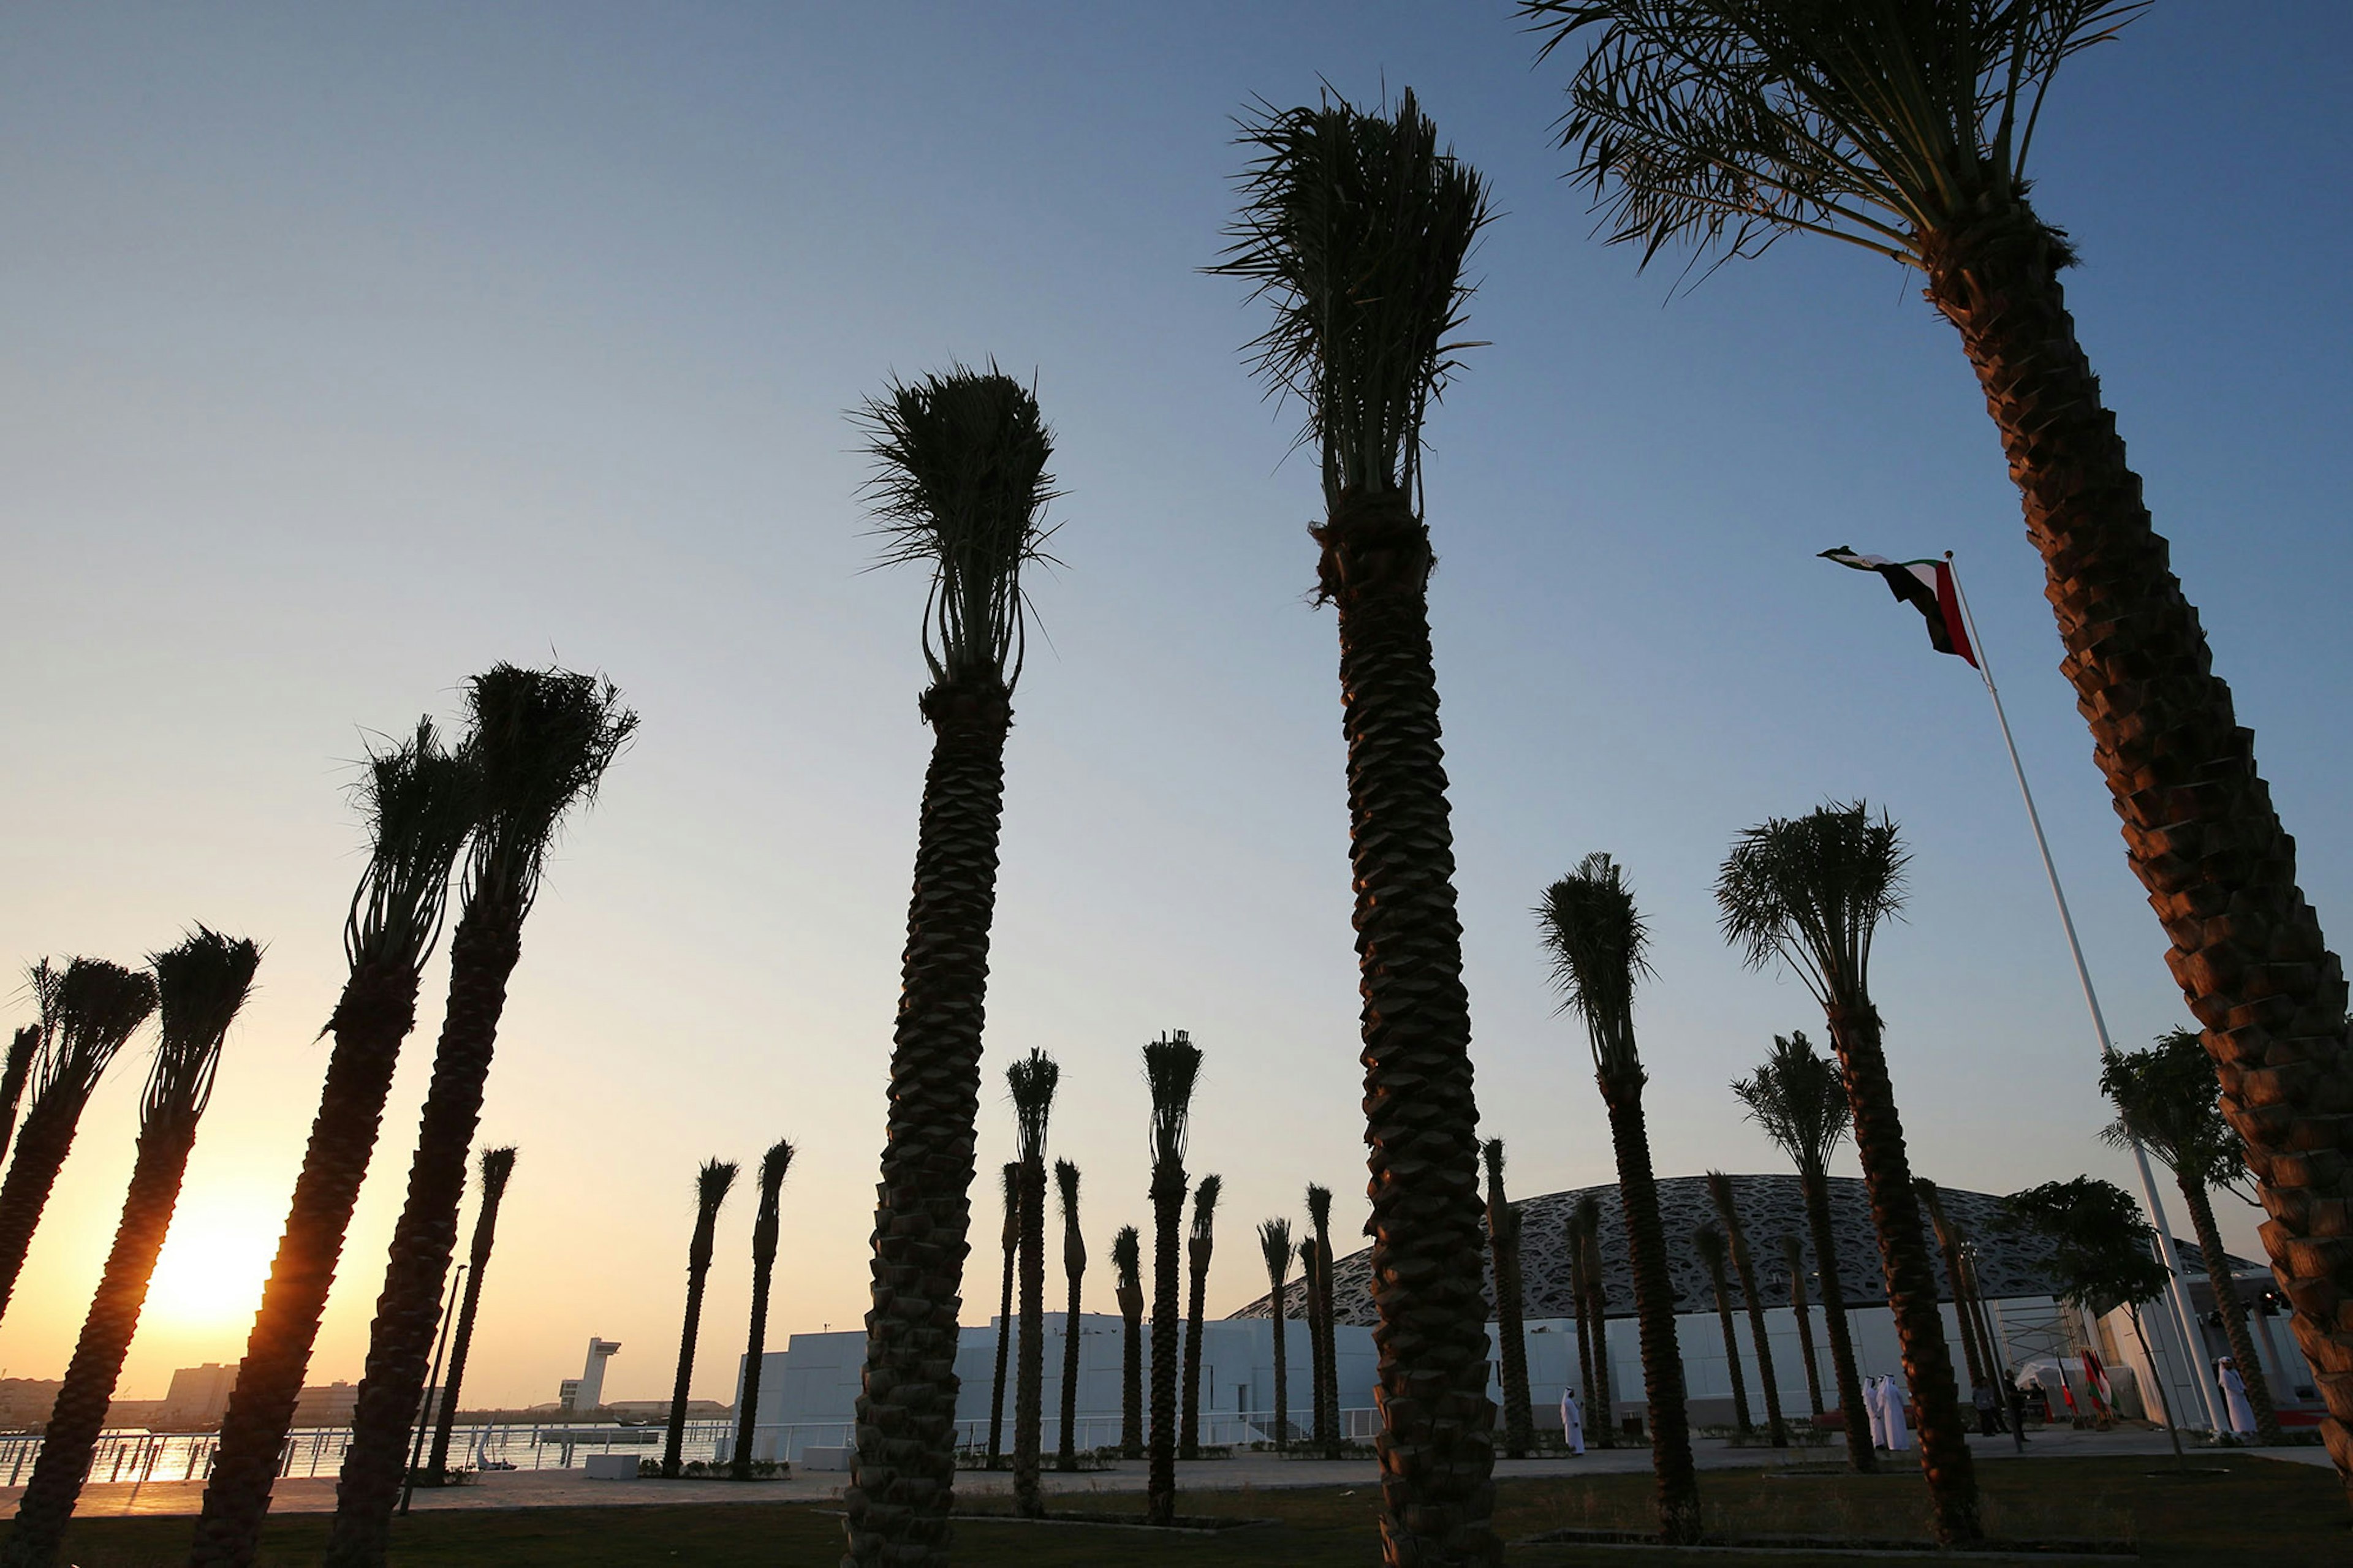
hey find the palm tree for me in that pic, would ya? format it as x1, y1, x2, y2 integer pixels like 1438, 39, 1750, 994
1733, 1031, 1871, 1471
2102, 1028, 2281, 1443
1214, 88, 1500, 1565
1705, 1172, 1786, 1447
1055, 1159, 1085, 1471
1298, 1236, 1327, 1450
1781, 1234, 1825, 1420
191, 721, 474, 1568
425, 1146, 518, 1483
1718, 805, 1975, 1540
660, 1160, 738, 1479
1537, 854, 1698, 1542
0, 958, 157, 1319
1258, 1219, 1294, 1452
1143, 1031, 1200, 1526
730, 1139, 795, 1480
1180, 1173, 1222, 1460
1483, 1141, 1533, 1458
328, 667, 634, 1567
1523, 0, 2353, 1484
1691, 1226, 1752, 1436
1113, 1225, 1145, 1460
0, 1018, 42, 1172
1564, 1206, 1594, 1425
987, 1160, 1019, 1469
1915, 1179, 1990, 1394
1006, 1048, 1058, 1518
1569, 1195, 1614, 1449
844, 366, 1061, 1564
1304, 1183, 1341, 1459
2, 931, 256, 1568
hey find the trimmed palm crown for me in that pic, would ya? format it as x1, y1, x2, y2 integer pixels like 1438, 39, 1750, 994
1731, 1031, 1852, 1176
1537, 853, 1652, 1080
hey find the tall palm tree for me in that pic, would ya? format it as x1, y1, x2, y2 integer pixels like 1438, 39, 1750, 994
1006, 1048, 1058, 1518
1564, 1206, 1594, 1425
1915, 1180, 1990, 1393
1143, 1031, 1200, 1526
1055, 1159, 1085, 1471
1180, 1173, 1222, 1460
844, 367, 1061, 1564
1692, 1226, 1752, 1436
0, 1018, 42, 1172
731, 1138, 795, 1480
1733, 1031, 1871, 1471
987, 1160, 1019, 1469
1718, 805, 1975, 1540
1705, 1172, 1786, 1447
1215, 88, 1499, 1566
1579, 1208, 1616, 1449
1259, 1218, 1294, 1452
328, 667, 634, 1567
1112, 1225, 1145, 1460
191, 721, 474, 1568
1524, 0, 2353, 1485
1299, 1236, 1327, 1451
0, 958, 157, 1319
2, 931, 256, 1568
1304, 1183, 1341, 1459
661, 1160, 738, 1479
1537, 855, 1697, 1542
1483, 1141, 1533, 1458
425, 1146, 518, 1483
1781, 1234, 1824, 1420
2102, 1028, 2282, 1443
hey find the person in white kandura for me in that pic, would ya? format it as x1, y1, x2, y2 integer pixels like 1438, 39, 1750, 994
2215, 1357, 2258, 1436
1883, 1376, 1913, 1452
1560, 1387, 1585, 1456
1864, 1374, 1890, 1449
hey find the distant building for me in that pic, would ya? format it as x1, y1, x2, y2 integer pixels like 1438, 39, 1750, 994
559, 1337, 621, 1413
0, 1379, 63, 1431
158, 1363, 239, 1428
290, 1381, 358, 1429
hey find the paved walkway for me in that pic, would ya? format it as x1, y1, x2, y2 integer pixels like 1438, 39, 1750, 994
5, 1424, 2278, 1521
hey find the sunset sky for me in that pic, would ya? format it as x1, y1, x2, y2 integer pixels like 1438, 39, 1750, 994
2, 4, 2346, 1411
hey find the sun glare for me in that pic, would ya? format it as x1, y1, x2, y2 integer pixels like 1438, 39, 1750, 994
146, 1206, 278, 1331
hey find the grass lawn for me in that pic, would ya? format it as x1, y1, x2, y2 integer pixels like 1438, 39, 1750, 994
12, 1456, 2341, 1566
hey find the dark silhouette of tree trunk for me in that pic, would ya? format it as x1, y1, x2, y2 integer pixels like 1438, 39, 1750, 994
1566, 1214, 1594, 1426
987, 1161, 1018, 1469
1694, 1227, 1752, 1436
1580, 1214, 1615, 1449
664, 1160, 738, 1478
426, 1146, 517, 1482
0, 1027, 37, 1173
1055, 1160, 1083, 1471
1802, 1172, 1874, 1472
1258, 1219, 1292, 1453
1300, 1237, 1327, 1451
1603, 1077, 1700, 1543
1707, 1173, 1786, 1447
1783, 1234, 1824, 1419
1180, 1173, 1220, 1460
1112, 1225, 1143, 1460
1148, 1168, 1186, 1522
731, 1140, 794, 1480
2176, 1172, 2281, 1444
1005, 1051, 1057, 1519
1306, 1185, 1341, 1459
1483, 1141, 1532, 1458
1916, 1181, 1988, 1393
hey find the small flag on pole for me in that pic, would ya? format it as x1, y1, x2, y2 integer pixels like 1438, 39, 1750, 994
1820, 547, 1977, 668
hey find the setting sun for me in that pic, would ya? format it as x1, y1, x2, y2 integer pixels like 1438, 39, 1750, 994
145, 1205, 278, 1333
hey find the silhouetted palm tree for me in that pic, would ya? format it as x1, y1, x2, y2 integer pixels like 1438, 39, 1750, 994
1143, 1031, 1200, 1526
1259, 1218, 1294, 1452
1007, 1048, 1058, 1518
1537, 854, 1697, 1542
1180, 1173, 1221, 1460
2102, 1029, 2282, 1443
0, 958, 157, 1319
731, 1138, 794, 1480
1055, 1159, 1084, 1471
1528, 0, 2353, 1491
843, 367, 1061, 1564
1781, 1234, 1824, 1420
1305, 1183, 1340, 1458
3, 930, 255, 1568
1112, 1225, 1144, 1460
1564, 1205, 1594, 1423
1484, 1141, 1533, 1457
987, 1159, 1019, 1469
1718, 805, 1973, 1539
661, 1159, 738, 1479
1298, 1236, 1326, 1450
1733, 1031, 1870, 1471
426, 1146, 517, 1482
1692, 1225, 1751, 1435
192, 721, 474, 1568
1915, 1180, 1989, 1393
1577, 1205, 1615, 1449
1705, 1172, 1786, 1447
1215, 88, 1499, 1565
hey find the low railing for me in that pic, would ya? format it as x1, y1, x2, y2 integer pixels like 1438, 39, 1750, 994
0, 1420, 741, 1487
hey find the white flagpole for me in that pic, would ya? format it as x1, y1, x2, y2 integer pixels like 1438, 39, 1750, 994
1943, 553, 2221, 1436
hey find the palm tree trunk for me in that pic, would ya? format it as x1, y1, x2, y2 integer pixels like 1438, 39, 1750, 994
1147, 1172, 1184, 1525
1116, 1276, 1143, 1460
2177, 1174, 2282, 1443
1923, 203, 2353, 1487
732, 1212, 781, 1479
988, 1227, 1015, 1468
1567, 1241, 1594, 1427
0, 1029, 36, 1175
1824, 1003, 1976, 1542
846, 687, 1010, 1564
662, 1233, 721, 1478
1180, 1244, 1208, 1460
1490, 1224, 1532, 1458
1705, 1263, 1752, 1435
1802, 1171, 1873, 1474
1715, 1197, 1786, 1447
425, 1174, 511, 1482
1582, 1228, 1615, 1450
1963, 1258, 2006, 1387
1937, 1236, 1988, 1392
1270, 1287, 1290, 1453
1599, 1075, 1700, 1545
1788, 1253, 1825, 1418
1013, 1158, 1045, 1516
325, 903, 523, 1568
0, 1097, 96, 1320
189, 970, 419, 1567
1057, 1239, 1083, 1471
1, 1120, 198, 1568
1317, 490, 1497, 1565
1311, 1235, 1339, 1457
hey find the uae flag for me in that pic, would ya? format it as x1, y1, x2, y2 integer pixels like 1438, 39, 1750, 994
1820, 547, 1977, 668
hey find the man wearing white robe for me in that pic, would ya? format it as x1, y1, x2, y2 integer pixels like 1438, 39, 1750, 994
1883, 1376, 1912, 1452
1864, 1374, 1890, 1449
2215, 1358, 2257, 1435
1559, 1388, 1585, 1456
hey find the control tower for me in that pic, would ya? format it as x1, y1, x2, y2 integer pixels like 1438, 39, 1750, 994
558, 1337, 621, 1414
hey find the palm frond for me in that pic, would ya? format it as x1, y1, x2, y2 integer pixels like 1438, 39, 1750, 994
695, 1158, 740, 1214
1211, 85, 1495, 506
1189, 1173, 1223, 1246
1692, 1223, 1729, 1277
1305, 1183, 1333, 1233
758, 1138, 795, 1199
1730, 1029, 1852, 1176
343, 718, 477, 975
1259, 1218, 1294, 1286
1143, 1031, 1202, 1170
1520, 0, 2148, 271
855, 364, 1060, 694
460, 664, 637, 917
2100, 1029, 2250, 1200
1007, 1048, 1060, 1165
480, 1145, 520, 1204
1536, 852, 1653, 1080
1715, 802, 1906, 1008
1112, 1225, 1143, 1292
1055, 1157, 1081, 1221
31, 958, 157, 1108
143, 928, 260, 1133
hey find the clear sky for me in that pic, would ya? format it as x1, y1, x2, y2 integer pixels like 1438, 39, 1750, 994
2, 4, 2346, 1410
